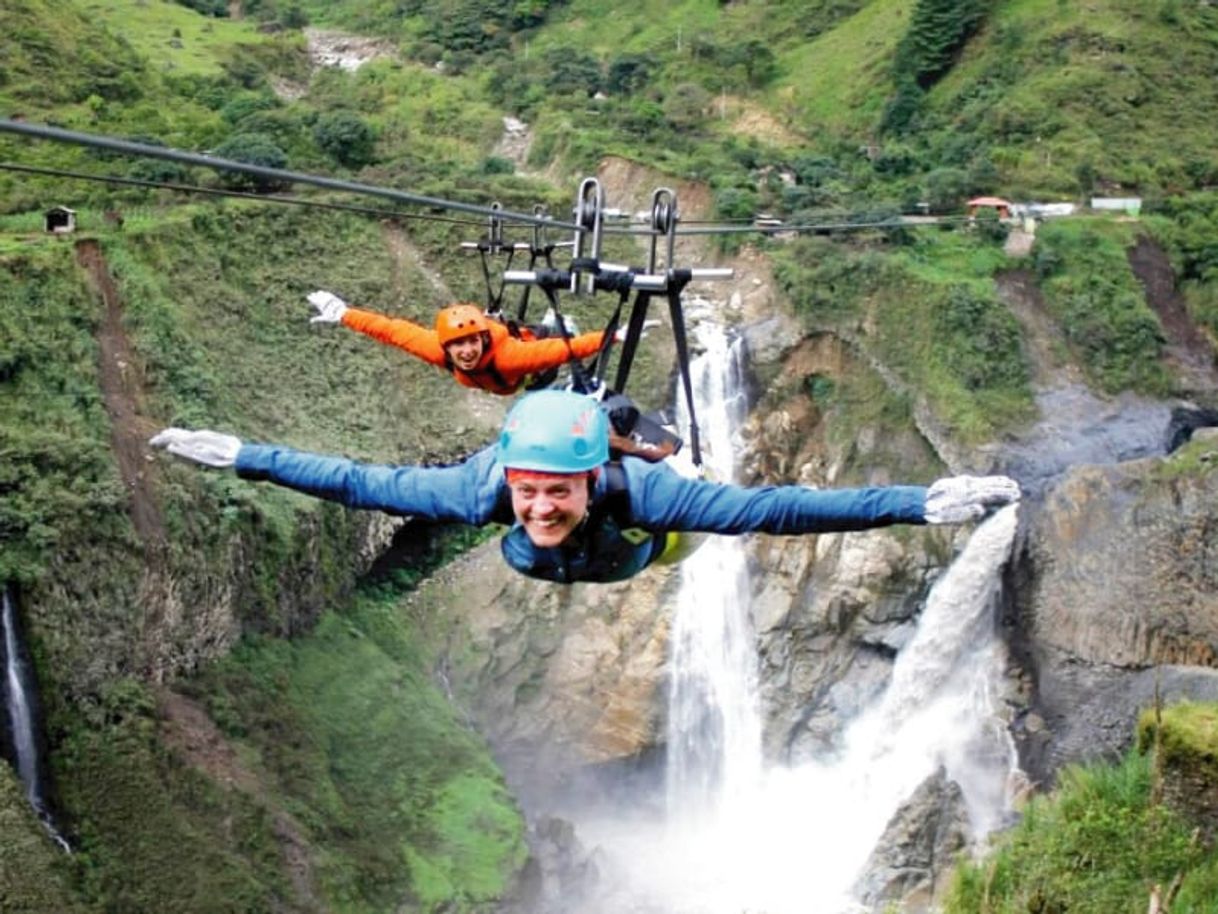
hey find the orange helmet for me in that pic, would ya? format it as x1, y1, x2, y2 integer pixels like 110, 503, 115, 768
435, 304, 491, 345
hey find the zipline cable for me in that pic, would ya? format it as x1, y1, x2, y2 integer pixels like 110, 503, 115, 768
0, 123, 979, 240
0, 119, 581, 231
0, 161, 489, 228
663, 214, 975, 236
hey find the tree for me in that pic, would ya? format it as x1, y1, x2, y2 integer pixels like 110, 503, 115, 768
210, 132, 289, 191
543, 48, 601, 96
313, 111, 377, 168
663, 83, 711, 131
606, 53, 654, 95
924, 167, 969, 213
895, 0, 992, 89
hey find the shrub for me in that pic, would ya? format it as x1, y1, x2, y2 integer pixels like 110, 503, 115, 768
714, 186, 759, 222
479, 156, 514, 175
210, 132, 289, 191
219, 93, 280, 126
606, 53, 655, 95
312, 111, 377, 168
663, 83, 711, 131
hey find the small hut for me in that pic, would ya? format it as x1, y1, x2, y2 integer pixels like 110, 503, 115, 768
44, 206, 77, 234
967, 196, 1012, 219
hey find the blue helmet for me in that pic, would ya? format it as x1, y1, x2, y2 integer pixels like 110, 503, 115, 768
498, 390, 610, 473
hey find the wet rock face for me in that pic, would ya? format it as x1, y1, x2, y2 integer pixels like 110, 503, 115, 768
1013, 436, 1218, 781
752, 527, 939, 763
411, 545, 676, 802
1025, 456, 1218, 669
853, 768, 970, 913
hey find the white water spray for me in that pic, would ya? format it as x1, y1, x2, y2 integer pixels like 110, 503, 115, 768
571, 322, 1018, 913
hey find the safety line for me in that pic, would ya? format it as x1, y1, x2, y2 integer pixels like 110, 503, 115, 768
0, 118, 581, 231
0, 123, 977, 240
0, 161, 488, 228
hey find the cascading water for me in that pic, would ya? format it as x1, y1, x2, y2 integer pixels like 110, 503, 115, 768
566, 317, 1021, 914
665, 321, 759, 820
2, 585, 69, 851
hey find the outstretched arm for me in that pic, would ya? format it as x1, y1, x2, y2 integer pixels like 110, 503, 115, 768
621, 460, 1019, 534
151, 429, 504, 524
307, 290, 447, 366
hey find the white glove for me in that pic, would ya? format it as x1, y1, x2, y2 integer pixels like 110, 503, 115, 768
149, 428, 242, 468
924, 475, 1021, 524
613, 320, 661, 343
307, 290, 348, 324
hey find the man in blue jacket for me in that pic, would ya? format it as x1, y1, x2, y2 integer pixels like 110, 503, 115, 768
150, 389, 1020, 585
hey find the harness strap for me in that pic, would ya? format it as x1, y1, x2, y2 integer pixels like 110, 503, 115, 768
666, 269, 701, 467
591, 282, 631, 385
539, 284, 596, 394
478, 244, 517, 317
612, 290, 653, 394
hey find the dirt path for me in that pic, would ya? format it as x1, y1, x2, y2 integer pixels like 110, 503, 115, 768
996, 268, 1083, 389
380, 222, 455, 304
1127, 236, 1218, 398
492, 117, 534, 174
75, 240, 166, 547
158, 689, 324, 912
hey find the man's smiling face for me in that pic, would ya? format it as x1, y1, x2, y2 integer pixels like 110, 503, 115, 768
507, 471, 592, 547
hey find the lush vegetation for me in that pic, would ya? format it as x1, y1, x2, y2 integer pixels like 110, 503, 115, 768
944, 705, 1218, 914
773, 225, 1034, 443
180, 578, 524, 913
4, 0, 1218, 909
1146, 192, 1218, 340
1032, 218, 1171, 395
0, 768, 86, 912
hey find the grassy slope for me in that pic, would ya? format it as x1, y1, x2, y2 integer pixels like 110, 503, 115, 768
2, 197, 522, 910
945, 705, 1218, 914
773, 227, 1036, 444
3, 0, 1218, 909
188, 588, 524, 912
927, 0, 1218, 195
774, 0, 912, 139
78, 0, 271, 77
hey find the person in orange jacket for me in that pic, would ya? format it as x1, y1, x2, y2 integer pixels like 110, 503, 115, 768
307, 290, 620, 396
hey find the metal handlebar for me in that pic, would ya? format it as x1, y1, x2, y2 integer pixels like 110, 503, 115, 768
502, 267, 733, 291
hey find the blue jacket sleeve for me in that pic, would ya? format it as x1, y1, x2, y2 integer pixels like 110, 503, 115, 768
619, 459, 928, 534
234, 443, 505, 525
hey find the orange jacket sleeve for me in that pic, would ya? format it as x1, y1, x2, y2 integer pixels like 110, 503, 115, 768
491, 329, 607, 376
341, 308, 447, 367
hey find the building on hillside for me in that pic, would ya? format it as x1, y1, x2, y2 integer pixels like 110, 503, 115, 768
967, 196, 1012, 219
1010, 202, 1077, 220
1091, 197, 1142, 216
44, 206, 77, 234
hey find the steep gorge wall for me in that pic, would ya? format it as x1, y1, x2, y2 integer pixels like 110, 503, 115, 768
1011, 432, 1218, 783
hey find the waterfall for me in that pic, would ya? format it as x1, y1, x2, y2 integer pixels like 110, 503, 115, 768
665, 322, 759, 820
566, 321, 1018, 913
2, 585, 69, 851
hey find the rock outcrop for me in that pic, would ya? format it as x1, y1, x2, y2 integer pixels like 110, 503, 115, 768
1012, 430, 1218, 782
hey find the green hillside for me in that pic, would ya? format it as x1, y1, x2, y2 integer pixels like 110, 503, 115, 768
2, 0, 1218, 910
